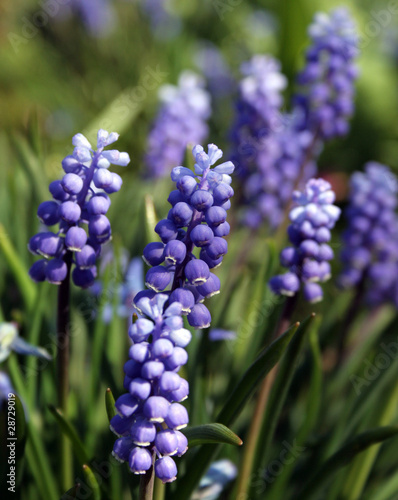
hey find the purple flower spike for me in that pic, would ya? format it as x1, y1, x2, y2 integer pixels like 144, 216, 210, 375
29, 130, 130, 288
339, 163, 398, 307
294, 8, 359, 139
269, 178, 340, 302
229, 9, 358, 230
114, 144, 234, 483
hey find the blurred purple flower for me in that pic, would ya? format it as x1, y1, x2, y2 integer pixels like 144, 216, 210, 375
339, 163, 398, 307
294, 8, 359, 139
145, 72, 211, 178
209, 329, 236, 341
270, 178, 341, 303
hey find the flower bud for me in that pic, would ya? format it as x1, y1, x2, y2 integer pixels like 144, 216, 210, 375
65, 226, 87, 251
62, 173, 84, 195
184, 259, 210, 285
155, 457, 178, 483
37, 201, 60, 226
129, 447, 153, 474
187, 304, 211, 329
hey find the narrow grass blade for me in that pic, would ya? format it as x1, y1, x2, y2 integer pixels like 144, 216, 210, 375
182, 423, 243, 448
258, 314, 317, 459
217, 321, 300, 426
48, 405, 90, 466
82, 464, 101, 500
105, 388, 117, 422
174, 322, 300, 500
341, 383, 398, 500
299, 426, 398, 498
0, 224, 36, 310
8, 355, 59, 499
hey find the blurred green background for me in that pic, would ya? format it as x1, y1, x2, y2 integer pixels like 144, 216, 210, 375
1, 1, 398, 499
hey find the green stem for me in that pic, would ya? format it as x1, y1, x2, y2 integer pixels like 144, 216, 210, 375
336, 279, 365, 365
26, 286, 46, 406
153, 477, 165, 500
57, 252, 73, 491
139, 451, 156, 500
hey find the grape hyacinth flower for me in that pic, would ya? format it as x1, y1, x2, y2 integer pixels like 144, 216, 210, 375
339, 163, 398, 307
145, 72, 211, 178
28, 130, 130, 289
242, 121, 317, 229
142, 143, 234, 329
229, 55, 287, 179
209, 329, 236, 342
112, 144, 234, 483
111, 294, 190, 482
269, 178, 341, 303
234, 9, 359, 229
294, 8, 359, 139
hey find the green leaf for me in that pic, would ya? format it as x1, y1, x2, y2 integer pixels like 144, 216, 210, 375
48, 406, 90, 466
10, 133, 48, 202
327, 341, 398, 459
60, 483, 80, 500
87, 263, 114, 426
174, 321, 300, 500
82, 464, 101, 500
105, 388, 117, 422
257, 314, 317, 462
0, 223, 36, 310
299, 426, 398, 498
363, 469, 398, 500
327, 305, 395, 397
217, 321, 300, 426
182, 423, 243, 448
301, 317, 323, 438
267, 319, 323, 500
341, 383, 398, 500
235, 313, 316, 500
